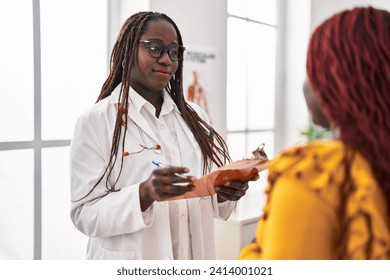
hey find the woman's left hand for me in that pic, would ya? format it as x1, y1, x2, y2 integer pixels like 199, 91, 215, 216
216, 174, 259, 202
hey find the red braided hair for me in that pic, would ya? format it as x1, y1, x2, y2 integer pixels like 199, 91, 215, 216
307, 7, 390, 208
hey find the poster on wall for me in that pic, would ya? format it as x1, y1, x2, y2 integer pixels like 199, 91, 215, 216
183, 47, 220, 125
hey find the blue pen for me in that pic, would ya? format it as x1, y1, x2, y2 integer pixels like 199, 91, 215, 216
152, 160, 165, 167
151, 161, 189, 179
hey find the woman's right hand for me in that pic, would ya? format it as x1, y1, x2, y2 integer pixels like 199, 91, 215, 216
139, 165, 195, 211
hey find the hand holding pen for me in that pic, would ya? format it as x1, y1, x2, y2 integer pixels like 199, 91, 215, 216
152, 161, 190, 179
139, 162, 196, 211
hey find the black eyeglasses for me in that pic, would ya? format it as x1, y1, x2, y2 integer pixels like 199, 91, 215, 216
139, 39, 185, 61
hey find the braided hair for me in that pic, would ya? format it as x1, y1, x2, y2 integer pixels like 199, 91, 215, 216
81, 12, 231, 199
306, 7, 390, 209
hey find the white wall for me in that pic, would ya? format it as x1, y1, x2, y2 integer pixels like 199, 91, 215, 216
281, 0, 311, 150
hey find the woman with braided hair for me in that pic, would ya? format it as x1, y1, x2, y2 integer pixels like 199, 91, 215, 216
70, 11, 251, 260
240, 6, 390, 259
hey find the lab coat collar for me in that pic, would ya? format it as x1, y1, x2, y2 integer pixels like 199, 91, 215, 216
109, 85, 180, 115
109, 85, 158, 143
160, 91, 180, 116
109, 85, 187, 149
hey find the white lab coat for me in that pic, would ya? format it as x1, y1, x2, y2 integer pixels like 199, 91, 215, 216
69, 87, 235, 260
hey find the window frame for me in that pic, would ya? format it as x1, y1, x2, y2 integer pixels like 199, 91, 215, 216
0, 0, 108, 260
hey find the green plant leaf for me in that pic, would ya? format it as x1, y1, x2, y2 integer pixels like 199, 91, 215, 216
301, 124, 333, 141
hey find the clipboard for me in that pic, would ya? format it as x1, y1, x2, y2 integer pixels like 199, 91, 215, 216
169, 143, 269, 200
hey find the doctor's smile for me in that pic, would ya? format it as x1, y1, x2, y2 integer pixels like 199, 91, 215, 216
152, 68, 172, 80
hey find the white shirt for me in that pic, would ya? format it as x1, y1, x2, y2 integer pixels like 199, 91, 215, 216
130, 89, 192, 259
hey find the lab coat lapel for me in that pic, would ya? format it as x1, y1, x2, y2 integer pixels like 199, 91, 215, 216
110, 84, 159, 144
127, 108, 159, 144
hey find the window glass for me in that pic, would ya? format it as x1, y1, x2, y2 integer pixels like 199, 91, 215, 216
42, 147, 88, 259
227, 0, 277, 168
247, 0, 276, 24
247, 22, 275, 130
247, 131, 275, 159
228, 0, 276, 25
0, 150, 34, 259
226, 17, 247, 131
227, 0, 247, 19
0, 1, 34, 142
226, 133, 246, 161
40, 0, 107, 140
227, 19, 276, 132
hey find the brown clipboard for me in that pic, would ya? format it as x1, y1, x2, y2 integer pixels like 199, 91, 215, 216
168, 158, 268, 200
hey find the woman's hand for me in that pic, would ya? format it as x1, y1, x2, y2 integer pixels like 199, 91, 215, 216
139, 165, 195, 211
216, 174, 260, 203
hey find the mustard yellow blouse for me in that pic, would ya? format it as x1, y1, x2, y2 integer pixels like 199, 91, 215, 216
239, 140, 390, 259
